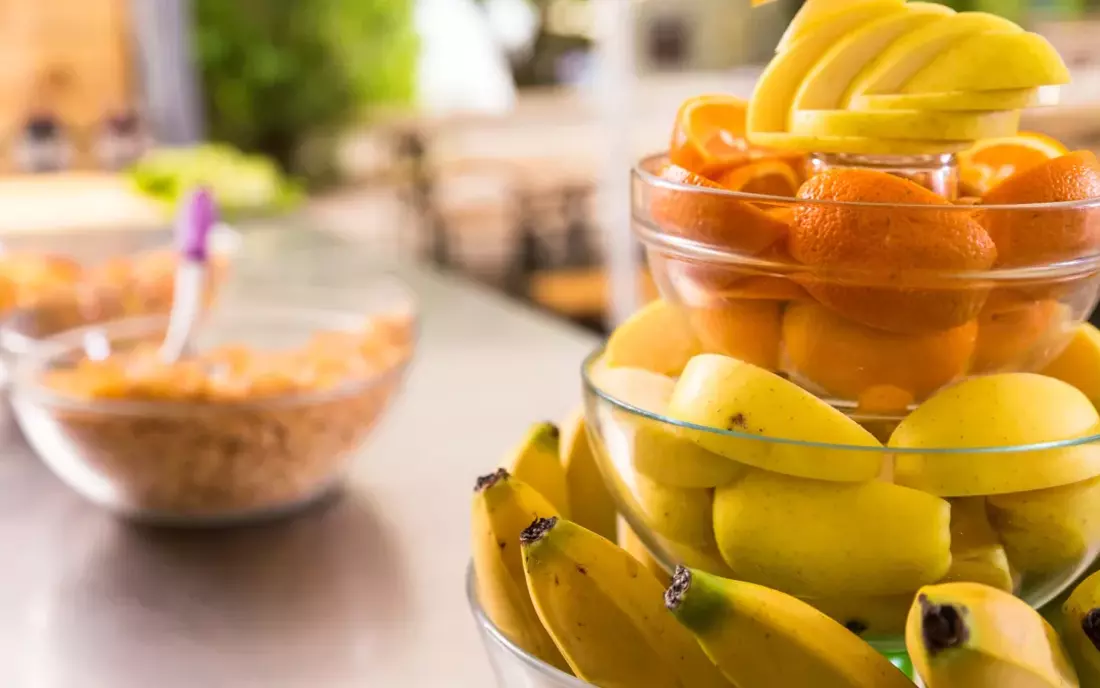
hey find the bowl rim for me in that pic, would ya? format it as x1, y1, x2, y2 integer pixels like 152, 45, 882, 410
465, 562, 592, 687
632, 153, 1100, 281
581, 345, 1100, 454
633, 152, 1100, 211
9, 302, 417, 415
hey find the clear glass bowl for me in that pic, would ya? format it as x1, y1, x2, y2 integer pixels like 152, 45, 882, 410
8, 287, 415, 526
467, 563, 591, 688
633, 153, 1100, 407
582, 347, 1100, 649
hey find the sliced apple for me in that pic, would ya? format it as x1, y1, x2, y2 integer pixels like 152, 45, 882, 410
851, 88, 1048, 112
790, 109, 1020, 141
776, 0, 906, 53
901, 31, 1070, 93
747, 131, 970, 155
792, 2, 954, 112
843, 12, 1023, 105
748, 1, 908, 134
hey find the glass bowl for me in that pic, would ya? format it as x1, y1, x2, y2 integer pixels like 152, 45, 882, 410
8, 288, 416, 526
633, 153, 1100, 408
581, 347, 1100, 649
468, 563, 590, 688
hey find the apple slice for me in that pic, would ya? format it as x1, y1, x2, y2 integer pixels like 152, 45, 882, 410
843, 12, 1023, 105
748, 0, 908, 134
747, 131, 971, 155
851, 87, 1053, 112
792, 2, 954, 112
901, 31, 1070, 93
776, 0, 906, 53
790, 109, 1020, 141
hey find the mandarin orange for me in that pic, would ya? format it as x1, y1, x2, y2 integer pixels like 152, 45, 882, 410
971, 299, 1067, 373
789, 169, 997, 334
980, 150, 1100, 266
649, 164, 789, 254
687, 297, 782, 370
669, 95, 751, 179
781, 301, 977, 402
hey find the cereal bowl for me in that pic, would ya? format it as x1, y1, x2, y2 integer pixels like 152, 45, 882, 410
633, 153, 1100, 407
9, 296, 415, 525
581, 347, 1100, 648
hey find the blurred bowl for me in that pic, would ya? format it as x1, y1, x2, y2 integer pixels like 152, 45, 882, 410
9, 284, 415, 525
467, 563, 589, 688
633, 154, 1100, 406
582, 347, 1100, 647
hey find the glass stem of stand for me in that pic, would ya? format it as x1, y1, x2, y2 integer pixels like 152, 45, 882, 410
808, 153, 960, 201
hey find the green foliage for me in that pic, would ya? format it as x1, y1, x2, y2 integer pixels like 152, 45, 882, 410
193, 0, 416, 180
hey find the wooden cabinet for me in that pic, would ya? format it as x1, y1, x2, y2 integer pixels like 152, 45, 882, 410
0, 0, 133, 137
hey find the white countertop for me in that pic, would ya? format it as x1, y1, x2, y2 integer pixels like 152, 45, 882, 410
0, 226, 599, 687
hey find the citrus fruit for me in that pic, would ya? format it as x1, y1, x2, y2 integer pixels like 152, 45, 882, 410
669, 95, 751, 179
648, 164, 789, 255
687, 298, 782, 370
715, 159, 800, 197
980, 150, 1100, 266
789, 168, 997, 334
782, 300, 977, 401
958, 132, 1068, 195
972, 299, 1067, 373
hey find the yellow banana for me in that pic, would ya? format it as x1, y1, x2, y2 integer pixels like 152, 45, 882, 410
666, 567, 913, 687
522, 517, 731, 687
505, 421, 570, 518
810, 593, 916, 640
1063, 570, 1100, 688
470, 469, 569, 672
907, 581, 1078, 687
561, 406, 617, 542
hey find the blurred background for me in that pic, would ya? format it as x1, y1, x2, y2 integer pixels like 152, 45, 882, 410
3, 0, 1100, 333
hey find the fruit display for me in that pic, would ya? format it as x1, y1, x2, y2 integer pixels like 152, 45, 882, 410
468, 422, 1100, 686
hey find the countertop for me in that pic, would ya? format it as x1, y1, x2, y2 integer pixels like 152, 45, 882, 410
0, 226, 598, 687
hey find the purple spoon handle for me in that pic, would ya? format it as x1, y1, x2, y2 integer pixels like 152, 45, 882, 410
178, 186, 216, 263
159, 187, 218, 362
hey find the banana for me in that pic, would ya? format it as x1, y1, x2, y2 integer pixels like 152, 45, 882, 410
713, 467, 952, 596
889, 373, 1100, 496
561, 406, 617, 542
504, 421, 571, 517
591, 366, 745, 488
666, 567, 914, 688
470, 469, 569, 672
988, 473, 1100, 577
1064, 570, 1100, 688
667, 354, 885, 482
943, 497, 1015, 592
619, 519, 672, 586
521, 517, 731, 687
907, 581, 1079, 687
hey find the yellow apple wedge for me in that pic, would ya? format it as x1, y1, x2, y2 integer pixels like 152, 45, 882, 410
748, 0, 908, 134
604, 299, 701, 377
852, 87, 1050, 111
1041, 323, 1100, 406
843, 12, 1023, 104
667, 354, 884, 482
791, 109, 1019, 141
942, 498, 1014, 592
890, 373, 1100, 496
791, 2, 954, 112
901, 31, 1070, 93
749, 132, 970, 154
775, 0, 906, 53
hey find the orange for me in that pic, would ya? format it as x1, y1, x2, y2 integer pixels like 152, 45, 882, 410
958, 132, 1068, 195
669, 95, 751, 179
648, 241, 808, 302
972, 299, 1067, 373
782, 301, 977, 401
980, 150, 1100, 266
716, 159, 800, 197
649, 164, 790, 254
790, 168, 997, 334
687, 297, 782, 370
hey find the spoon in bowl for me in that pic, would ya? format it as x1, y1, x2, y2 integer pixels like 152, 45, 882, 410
158, 187, 217, 363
